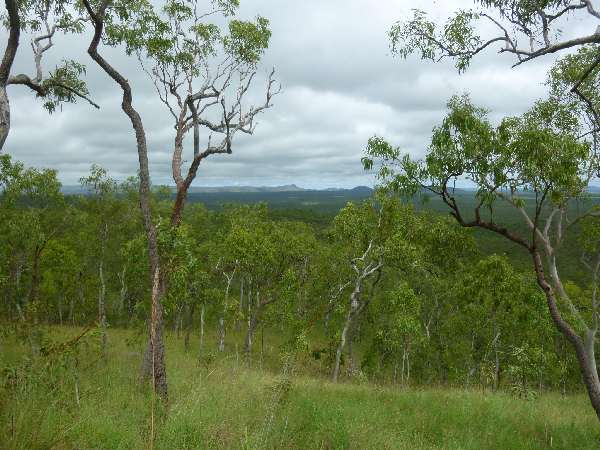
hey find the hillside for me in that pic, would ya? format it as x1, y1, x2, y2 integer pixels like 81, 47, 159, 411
2, 327, 597, 450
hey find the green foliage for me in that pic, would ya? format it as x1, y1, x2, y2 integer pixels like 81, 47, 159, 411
102, 0, 270, 76
224, 16, 271, 65
365, 93, 593, 208
389, 9, 482, 72
41, 60, 90, 114
388, 1, 591, 72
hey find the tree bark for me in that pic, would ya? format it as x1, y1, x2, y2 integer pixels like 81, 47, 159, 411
235, 278, 244, 331
98, 258, 107, 353
26, 245, 43, 308
184, 303, 195, 353
219, 270, 235, 352
332, 287, 360, 383
532, 250, 600, 420
118, 263, 127, 320
245, 309, 259, 354
0, 0, 20, 151
84, 0, 167, 400
218, 317, 225, 352
58, 292, 64, 325
199, 303, 205, 353
492, 316, 500, 391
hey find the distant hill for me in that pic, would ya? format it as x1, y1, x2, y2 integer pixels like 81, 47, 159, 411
187, 184, 307, 193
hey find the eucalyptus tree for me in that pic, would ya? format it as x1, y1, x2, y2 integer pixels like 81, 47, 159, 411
362, 93, 600, 417
81, 0, 167, 399
219, 204, 315, 355
391, 1, 600, 71
131, 0, 277, 227
98, 0, 277, 227
79, 165, 119, 353
390, 1, 600, 134
366, 283, 422, 385
41, 239, 79, 325
329, 198, 423, 382
0, 155, 67, 326
0, 0, 97, 150
156, 221, 208, 351
452, 255, 552, 390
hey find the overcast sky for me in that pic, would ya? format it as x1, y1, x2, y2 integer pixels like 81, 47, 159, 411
2, 0, 594, 188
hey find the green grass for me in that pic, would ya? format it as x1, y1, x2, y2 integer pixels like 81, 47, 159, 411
1, 326, 599, 449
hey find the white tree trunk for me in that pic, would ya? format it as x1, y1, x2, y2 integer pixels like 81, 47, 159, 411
98, 259, 107, 353
0, 86, 10, 150
199, 303, 205, 352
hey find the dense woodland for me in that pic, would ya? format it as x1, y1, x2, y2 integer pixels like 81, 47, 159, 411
2, 0, 600, 448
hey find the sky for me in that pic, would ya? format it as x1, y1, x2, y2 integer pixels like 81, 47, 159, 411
2, 0, 595, 189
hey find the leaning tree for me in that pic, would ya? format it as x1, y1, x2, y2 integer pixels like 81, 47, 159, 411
81, 0, 167, 399
0, 0, 98, 151
109, 0, 277, 379
390, 1, 600, 132
363, 89, 600, 418
391, 1, 600, 70
80, 0, 277, 400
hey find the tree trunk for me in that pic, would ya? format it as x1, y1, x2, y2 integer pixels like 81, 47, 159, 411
140, 270, 168, 400
175, 305, 183, 337
235, 278, 244, 331
332, 282, 361, 382
69, 293, 75, 327
184, 303, 195, 353
58, 292, 63, 325
532, 251, 600, 420
333, 303, 355, 382
85, 9, 169, 398
347, 323, 357, 377
0, 0, 20, 151
219, 271, 234, 352
0, 85, 9, 150
244, 310, 259, 354
218, 317, 225, 352
98, 258, 107, 354
118, 264, 127, 320
492, 316, 500, 391
199, 303, 205, 353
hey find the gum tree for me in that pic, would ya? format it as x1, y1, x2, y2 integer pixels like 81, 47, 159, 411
390, 1, 600, 71
81, 0, 167, 399
362, 92, 600, 418
79, 165, 119, 354
108, 0, 278, 227
0, 0, 97, 150
329, 198, 423, 382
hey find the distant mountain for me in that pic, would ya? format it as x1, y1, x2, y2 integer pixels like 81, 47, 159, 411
350, 186, 374, 194
187, 184, 307, 193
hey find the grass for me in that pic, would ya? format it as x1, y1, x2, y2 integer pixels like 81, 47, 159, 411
1, 326, 599, 449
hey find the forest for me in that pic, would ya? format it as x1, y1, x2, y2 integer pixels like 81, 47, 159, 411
2, 1, 600, 449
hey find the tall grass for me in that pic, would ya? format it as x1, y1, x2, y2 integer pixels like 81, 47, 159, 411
1, 326, 598, 449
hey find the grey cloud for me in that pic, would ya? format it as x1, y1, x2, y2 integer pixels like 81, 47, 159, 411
1, 0, 580, 188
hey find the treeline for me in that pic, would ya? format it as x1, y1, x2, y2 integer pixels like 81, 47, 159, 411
0, 156, 581, 396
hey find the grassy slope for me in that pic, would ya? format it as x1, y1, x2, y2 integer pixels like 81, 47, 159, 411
2, 327, 598, 450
